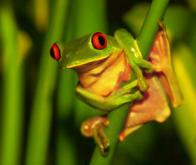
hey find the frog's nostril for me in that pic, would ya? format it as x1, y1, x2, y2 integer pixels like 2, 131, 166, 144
50, 43, 61, 61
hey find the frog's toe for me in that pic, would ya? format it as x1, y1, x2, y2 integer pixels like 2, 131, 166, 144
93, 123, 110, 156
99, 137, 110, 156
114, 91, 143, 106
138, 78, 148, 92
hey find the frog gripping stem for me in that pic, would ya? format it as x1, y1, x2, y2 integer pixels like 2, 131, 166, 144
118, 27, 182, 141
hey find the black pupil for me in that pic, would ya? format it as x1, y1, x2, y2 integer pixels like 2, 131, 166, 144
98, 36, 105, 46
50, 48, 55, 58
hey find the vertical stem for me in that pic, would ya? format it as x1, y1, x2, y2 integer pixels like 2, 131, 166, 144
137, 0, 169, 58
173, 46, 196, 165
90, 105, 129, 165
25, 0, 69, 165
33, 0, 49, 31
90, 0, 170, 164
55, 1, 77, 165
0, 6, 24, 165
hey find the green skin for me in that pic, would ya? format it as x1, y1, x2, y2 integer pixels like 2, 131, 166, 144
56, 29, 152, 111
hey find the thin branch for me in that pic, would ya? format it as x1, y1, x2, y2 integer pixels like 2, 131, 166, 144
137, 0, 170, 58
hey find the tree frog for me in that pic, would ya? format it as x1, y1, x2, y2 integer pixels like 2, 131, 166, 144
50, 27, 182, 154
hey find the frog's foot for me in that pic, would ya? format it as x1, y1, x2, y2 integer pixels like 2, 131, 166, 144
119, 125, 142, 142
81, 116, 110, 155
135, 57, 154, 73
107, 80, 143, 107
76, 82, 142, 112
108, 91, 143, 108
132, 65, 148, 92
114, 80, 138, 96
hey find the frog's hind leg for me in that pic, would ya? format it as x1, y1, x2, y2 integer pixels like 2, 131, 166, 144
148, 27, 182, 107
81, 116, 110, 154
119, 76, 171, 141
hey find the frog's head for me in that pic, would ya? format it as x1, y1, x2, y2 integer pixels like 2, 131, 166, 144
50, 32, 120, 69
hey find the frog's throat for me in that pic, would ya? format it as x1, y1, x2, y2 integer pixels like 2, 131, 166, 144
76, 50, 131, 97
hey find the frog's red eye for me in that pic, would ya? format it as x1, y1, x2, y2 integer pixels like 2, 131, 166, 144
50, 43, 61, 61
91, 32, 107, 50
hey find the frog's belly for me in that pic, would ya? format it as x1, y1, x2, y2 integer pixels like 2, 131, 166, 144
84, 51, 131, 96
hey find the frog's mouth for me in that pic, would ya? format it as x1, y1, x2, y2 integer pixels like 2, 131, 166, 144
72, 50, 124, 75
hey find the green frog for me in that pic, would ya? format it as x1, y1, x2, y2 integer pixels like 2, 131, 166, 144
50, 27, 182, 154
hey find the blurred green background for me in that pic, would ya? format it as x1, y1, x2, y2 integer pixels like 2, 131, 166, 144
0, 0, 196, 165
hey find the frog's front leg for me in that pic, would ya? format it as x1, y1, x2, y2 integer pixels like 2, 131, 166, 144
131, 63, 148, 91
115, 29, 153, 91
76, 80, 142, 112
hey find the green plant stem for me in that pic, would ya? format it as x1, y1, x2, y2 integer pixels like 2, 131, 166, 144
188, 13, 196, 55
90, 0, 169, 164
0, 6, 24, 165
56, 2, 77, 164
25, 0, 69, 165
173, 45, 196, 165
138, 0, 170, 58
90, 105, 129, 165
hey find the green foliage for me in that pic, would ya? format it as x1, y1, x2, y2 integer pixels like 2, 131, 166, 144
0, 0, 195, 165
0, 6, 24, 165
